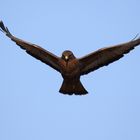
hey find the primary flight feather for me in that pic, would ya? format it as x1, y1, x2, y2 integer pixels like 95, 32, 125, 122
0, 21, 140, 95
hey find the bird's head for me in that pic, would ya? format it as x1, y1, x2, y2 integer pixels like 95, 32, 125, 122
62, 50, 75, 62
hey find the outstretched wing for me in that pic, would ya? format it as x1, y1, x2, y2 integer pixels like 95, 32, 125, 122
0, 21, 60, 72
79, 37, 140, 75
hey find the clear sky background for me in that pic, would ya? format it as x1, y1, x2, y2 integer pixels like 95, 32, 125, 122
0, 0, 140, 140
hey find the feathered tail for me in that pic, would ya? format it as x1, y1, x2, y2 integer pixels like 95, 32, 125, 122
59, 79, 88, 95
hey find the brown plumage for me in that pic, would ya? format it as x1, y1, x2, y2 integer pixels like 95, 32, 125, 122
1, 21, 140, 95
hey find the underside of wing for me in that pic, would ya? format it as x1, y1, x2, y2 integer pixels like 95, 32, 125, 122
79, 37, 140, 75
11, 36, 61, 72
0, 21, 61, 72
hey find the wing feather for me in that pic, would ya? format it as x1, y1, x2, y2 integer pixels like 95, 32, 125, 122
0, 21, 60, 72
79, 38, 140, 75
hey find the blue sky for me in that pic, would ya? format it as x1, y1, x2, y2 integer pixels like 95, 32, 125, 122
0, 0, 140, 140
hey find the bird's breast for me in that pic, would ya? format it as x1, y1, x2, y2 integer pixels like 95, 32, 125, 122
59, 59, 80, 78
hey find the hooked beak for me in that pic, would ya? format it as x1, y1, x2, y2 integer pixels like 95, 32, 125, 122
65, 56, 69, 61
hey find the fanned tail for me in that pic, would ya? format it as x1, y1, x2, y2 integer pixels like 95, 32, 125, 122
59, 79, 88, 95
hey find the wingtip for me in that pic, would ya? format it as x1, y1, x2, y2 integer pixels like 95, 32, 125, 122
0, 20, 12, 37
131, 33, 140, 41
132, 34, 140, 46
0, 20, 4, 27
0, 20, 6, 32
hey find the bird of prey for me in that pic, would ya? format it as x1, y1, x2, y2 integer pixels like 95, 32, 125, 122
0, 21, 140, 95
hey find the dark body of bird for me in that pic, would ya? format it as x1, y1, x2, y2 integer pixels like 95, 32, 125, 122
0, 21, 140, 95
58, 51, 87, 94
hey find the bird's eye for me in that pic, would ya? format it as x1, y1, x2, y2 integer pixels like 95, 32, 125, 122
69, 54, 73, 58
62, 55, 65, 59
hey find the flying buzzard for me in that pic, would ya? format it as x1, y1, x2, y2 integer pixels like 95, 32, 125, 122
0, 21, 140, 95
